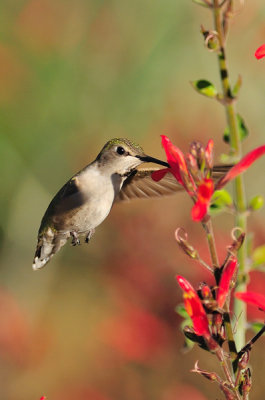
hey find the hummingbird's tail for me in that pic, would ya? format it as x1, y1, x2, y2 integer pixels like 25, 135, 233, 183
32, 228, 68, 270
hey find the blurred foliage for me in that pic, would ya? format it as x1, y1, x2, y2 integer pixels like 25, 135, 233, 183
0, 0, 265, 399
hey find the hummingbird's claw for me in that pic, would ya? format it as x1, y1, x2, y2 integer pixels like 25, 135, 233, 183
85, 229, 95, 244
70, 231, 81, 246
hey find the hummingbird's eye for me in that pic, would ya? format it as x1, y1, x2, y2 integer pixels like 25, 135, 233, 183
116, 146, 125, 155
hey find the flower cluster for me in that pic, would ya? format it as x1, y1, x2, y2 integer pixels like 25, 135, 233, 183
155, 135, 265, 398
152, 135, 265, 222
176, 245, 265, 399
152, 136, 215, 221
177, 256, 238, 349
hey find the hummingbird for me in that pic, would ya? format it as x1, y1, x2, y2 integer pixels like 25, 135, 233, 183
32, 138, 175, 270
32, 138, 229, 270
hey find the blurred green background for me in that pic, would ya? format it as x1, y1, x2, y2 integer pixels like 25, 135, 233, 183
1, 1, 265, 399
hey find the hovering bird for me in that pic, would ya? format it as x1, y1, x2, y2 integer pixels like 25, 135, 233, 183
32, 138, 228, 270
33, 138, 172, 270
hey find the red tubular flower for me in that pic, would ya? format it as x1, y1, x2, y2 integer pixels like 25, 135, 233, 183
40, 397, 46, 400
151, 135, 195, 189
216, 145, 265, 189
235, 291, 265, 311
191, 178, 214, 221
152, 136, 217, 221
217, 257, 238, 308
255, 44, 265, 60
176, 275, 210, 338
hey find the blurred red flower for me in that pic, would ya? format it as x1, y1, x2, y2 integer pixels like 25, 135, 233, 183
217, 257, 238, 308
162, 384, 208, 400
216, 145, 265, 189
101, 304, 170, 363
255, 44, 265, 60
54, 386, 111, 400
176, 276, 210, 338
0, 287, 30, 365
235, 291, 265, 311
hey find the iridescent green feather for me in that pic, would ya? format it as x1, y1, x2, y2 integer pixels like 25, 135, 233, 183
100, 138, 145, 155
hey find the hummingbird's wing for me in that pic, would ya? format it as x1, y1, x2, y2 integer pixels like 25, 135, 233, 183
116, 169, 182, 201
116, 165, 231, 202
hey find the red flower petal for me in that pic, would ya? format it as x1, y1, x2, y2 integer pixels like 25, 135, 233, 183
191, 201, 208, 222
235, 291, 265, 311
176, 276, 210, 338
161, 135, 186, 170
160, 135, 188, 186
217, 257, 238, 308
216, 145, 265, 189
191, 178, 214, 222
151, 168, 170, 182
198, 178, 214, 199
255, 44, 265, 60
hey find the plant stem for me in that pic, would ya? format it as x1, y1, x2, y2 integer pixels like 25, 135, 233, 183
215, 347, 242, 400
223, 309, 238, 369
203, 219, 220, 268
212, 0, 248, 351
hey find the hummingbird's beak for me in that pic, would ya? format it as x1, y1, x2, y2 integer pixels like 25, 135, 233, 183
136, 155, 169, 168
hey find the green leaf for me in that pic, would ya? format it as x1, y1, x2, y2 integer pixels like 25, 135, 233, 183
249, 321, 265, 334
210, 189, 232, 215
183, 337, 195, 351
223, 114, 249, 143
249, 195, 264, 211
181, 327, 195, 351
175, 304, 189, 319
253, 244, 265, 267
192, 0, 209, 7
191, 80, 218, 98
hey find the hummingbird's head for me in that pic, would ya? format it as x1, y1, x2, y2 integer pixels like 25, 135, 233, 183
97, 138, 169, 175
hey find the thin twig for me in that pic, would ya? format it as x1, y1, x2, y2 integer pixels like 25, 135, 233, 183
215, 347, 242, 400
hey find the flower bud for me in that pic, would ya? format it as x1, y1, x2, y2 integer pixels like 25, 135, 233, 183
238, 351, 249, 370
228, 229, 245, 254
175, 229, 199, 260
199, 283, 212, 300
212, 313, 223, 332
242, 368, 252, 395
249, 195, 264, 211
205, 139, 214, 169
191, 361, 219, 382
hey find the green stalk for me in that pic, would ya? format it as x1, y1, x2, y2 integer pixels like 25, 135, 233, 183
203, 219, 220, 268
212, 0, 247, 350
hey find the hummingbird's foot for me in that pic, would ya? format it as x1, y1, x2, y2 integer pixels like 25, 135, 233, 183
85, 229, 95, 244
70, 231, 80, 246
